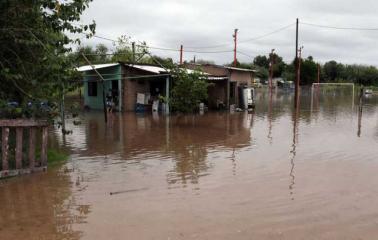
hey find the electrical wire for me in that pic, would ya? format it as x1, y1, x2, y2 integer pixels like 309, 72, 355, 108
237, 51, 255, 59
300, 22, 378, 31
87, 34, 234, 54
238, 23, 295, 43
183, 23, 295, 49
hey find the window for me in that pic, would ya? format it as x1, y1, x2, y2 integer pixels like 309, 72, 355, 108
88, 82, 97, 96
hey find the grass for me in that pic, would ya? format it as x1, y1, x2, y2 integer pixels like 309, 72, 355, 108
47, 149, 69, 166
66, 86, 84, 98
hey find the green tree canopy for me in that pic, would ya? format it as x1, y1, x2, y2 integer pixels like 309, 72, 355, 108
0, 0, 95, 104
171, 68, 210, 113
253, 55, 269, 68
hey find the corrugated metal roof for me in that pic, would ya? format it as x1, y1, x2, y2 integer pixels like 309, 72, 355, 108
76, 63, 119, 72
124, 64, 168, 74
207, 76, 228, 81
225, 66, 257, 72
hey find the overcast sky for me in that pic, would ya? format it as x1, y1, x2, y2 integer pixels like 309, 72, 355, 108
78, 0, 378, 65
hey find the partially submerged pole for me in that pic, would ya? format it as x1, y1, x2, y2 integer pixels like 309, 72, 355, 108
269, 49, 275, 90
60, 81, 66, 133
294, 18, 299, 108
81, 53, 108, 123
165, 75, 170, 114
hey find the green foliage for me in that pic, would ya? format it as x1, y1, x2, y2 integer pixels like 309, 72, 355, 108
0, 0, 95, 112
0, 99, 58, 119
300, 56, 318, 85
252, 54, 286, 79
47, 149, 69, 165
322, 61, 378, 86
171, 67, 210, 113
253, 55, 269, 68
254, 65, 269, 79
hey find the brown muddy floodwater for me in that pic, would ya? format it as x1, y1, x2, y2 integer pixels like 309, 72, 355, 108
1, 89, 378, 240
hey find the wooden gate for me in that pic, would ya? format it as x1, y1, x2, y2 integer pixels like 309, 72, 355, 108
0, 119, 49, 178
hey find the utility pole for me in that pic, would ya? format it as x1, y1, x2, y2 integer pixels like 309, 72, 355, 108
294, 18, 299, 108
179, 45, 183, 65
317, 63, 320, 85
132, 42, 136, 64
269, 49, 275, 90
297, 46, 304, 87
233, 29, 238, 67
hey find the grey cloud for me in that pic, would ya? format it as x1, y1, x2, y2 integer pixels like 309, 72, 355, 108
79, 0, 378, 66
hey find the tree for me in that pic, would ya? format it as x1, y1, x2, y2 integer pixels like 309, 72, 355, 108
171, 67, 210, 113
253, 55, 269, 68
270, 53, 286, 78
300, 56, 318, 85
323, 60, 338, 81
96, 44, 109, 63
0, 0, 95, 109
253, 53, 286, 78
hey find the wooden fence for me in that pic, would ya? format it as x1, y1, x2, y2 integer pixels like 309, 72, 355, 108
0, 119, 49, 178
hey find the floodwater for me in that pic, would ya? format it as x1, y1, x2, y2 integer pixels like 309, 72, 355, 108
1, 88, 378, 240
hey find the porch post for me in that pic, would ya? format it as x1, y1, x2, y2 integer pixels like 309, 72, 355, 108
165, 76, 170, 114
226, 78, 230, 109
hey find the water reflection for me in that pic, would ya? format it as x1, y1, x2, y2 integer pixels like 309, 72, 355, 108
267, 90, 274, 144
357, 94, 363, 137
289, 98, 300, 201
0, 169, 88, 240
3, 89, 378, 240
66, 112, 252, 186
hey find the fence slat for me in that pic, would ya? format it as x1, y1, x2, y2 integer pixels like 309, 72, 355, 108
15, 128, 23, 169
2, 127, 9, 171
41, 127, 48, 166
29, 127, 36, 169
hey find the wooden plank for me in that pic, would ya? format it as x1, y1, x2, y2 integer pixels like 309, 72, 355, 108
1, 127, 9, 171
41, 127, 48, 166
29, 127, 36, 169
0, 119, 48, 127
15, 128, 23, 169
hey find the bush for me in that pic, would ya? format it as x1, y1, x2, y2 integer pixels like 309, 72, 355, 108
170, 67, 210, 113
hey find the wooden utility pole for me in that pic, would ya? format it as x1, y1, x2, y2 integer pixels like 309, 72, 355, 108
233, 29, 238, 67
132, 42, 136, 64
269, 49, 275, 90
81, 53, 108, 123
294, 18, 299, 108
179, 45, 183, 65
297, 46, 304, 86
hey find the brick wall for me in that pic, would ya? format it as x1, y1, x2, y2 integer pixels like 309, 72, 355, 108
122, 67, 151, 111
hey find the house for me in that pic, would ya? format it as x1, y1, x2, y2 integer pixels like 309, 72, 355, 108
77, 63, 171, 112
78, 62, 256, 113
184, 63, 257, 109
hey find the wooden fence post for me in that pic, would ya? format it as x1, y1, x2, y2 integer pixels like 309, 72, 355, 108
2, 127, 9, 171
15, 127, 23, 169
0, 120, 49, 178
41, 126, 48, 167
29, 127, 36, 169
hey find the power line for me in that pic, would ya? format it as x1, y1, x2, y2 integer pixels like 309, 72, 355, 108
238, 23, 295, 43
237, 51, 255, 59
184, 23, 295, 49
300, 22, 378, 31
90, 34, 234, 54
